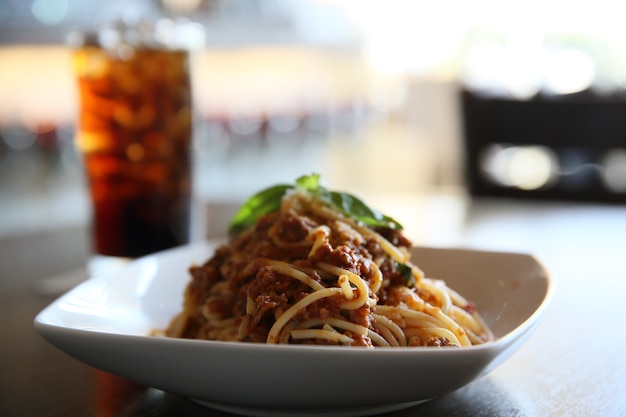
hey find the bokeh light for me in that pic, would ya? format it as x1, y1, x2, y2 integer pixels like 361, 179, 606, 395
601, 148, 626, 193
31, 0, 69, 25
481, 144, 558, 190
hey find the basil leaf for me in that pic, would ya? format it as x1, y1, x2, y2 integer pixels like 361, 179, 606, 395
295, 173, 322, 192
396, 261, 415, 288
228, 184, 293, 234
327, 191, 403, 230
228, 173, 403, 234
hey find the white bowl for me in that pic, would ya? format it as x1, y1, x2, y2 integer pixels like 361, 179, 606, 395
34, 241, 553, 417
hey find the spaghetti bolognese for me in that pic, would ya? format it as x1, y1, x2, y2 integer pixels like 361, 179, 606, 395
166, 175, 493, 347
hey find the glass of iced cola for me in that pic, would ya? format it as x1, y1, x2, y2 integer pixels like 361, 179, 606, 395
71, 19, 195, 274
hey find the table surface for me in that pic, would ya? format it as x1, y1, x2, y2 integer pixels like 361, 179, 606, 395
2, 196, 626, 417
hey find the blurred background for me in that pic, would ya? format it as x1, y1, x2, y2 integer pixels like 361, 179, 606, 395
2, 0, 626, 243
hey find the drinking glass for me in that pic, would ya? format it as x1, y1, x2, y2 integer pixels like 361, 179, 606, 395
71, 19, 195, 276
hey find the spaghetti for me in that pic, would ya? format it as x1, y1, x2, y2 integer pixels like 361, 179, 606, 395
166, 179, 493, 347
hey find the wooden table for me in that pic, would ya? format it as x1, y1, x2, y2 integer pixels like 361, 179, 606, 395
1, 197, 625, 417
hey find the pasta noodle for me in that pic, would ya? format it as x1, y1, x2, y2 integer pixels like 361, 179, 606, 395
165, 187, 493, 347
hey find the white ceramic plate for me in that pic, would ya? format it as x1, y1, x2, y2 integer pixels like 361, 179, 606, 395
34, 241, 553, 417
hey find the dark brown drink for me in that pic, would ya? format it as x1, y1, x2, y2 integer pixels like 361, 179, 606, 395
73, 45, 192, 258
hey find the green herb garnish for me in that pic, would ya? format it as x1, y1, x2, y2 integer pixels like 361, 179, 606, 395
228, 184, 292, 235
395, 261, 416, 288
228, 173, 403, 235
